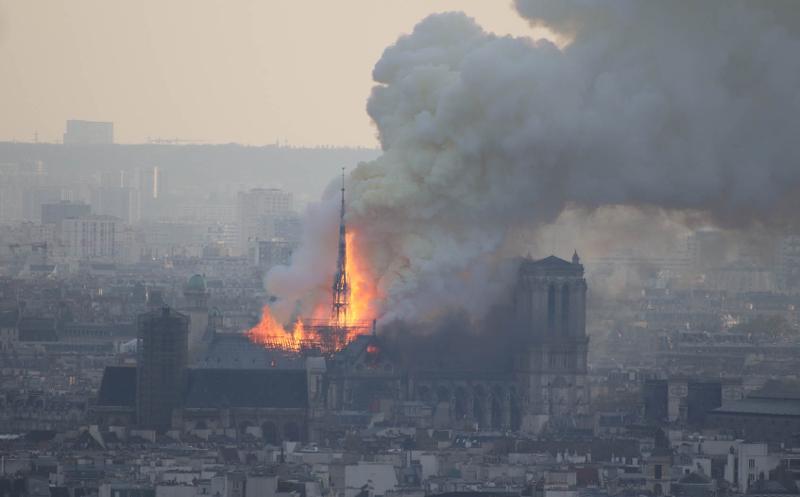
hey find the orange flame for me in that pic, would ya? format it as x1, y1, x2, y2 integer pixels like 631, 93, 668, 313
342, 231, 380, 334
247, 306, 307, 352
248, 230, 381, 353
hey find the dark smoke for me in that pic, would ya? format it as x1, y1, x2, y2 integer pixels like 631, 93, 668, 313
380, 304, 520, 373
270, 0, 800, 324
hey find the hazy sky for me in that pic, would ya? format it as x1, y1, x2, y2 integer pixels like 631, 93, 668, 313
0, 1, 542, 147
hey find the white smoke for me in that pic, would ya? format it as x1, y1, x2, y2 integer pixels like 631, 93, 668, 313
268, 1, 800, 323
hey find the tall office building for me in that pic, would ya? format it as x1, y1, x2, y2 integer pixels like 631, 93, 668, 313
63, 120, 114, 145
41, 201, 90, 226
61, 215, 122, 261
22, 187, 62, 222
140, 166, 160, 200
135, 166, 161, 220
236, 188, 293, 255
136, 307, 189, 431
90, 186, 139, 224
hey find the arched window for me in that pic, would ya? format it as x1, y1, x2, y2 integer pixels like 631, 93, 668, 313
283, 421, 301, 442
472, 392, 489, 430
417, 385, 432, 404
510, 392, 521, 431
454, 387, 468, 420
561, 284, 570, 334
547, 284, 556, 332
436, 386, 451, 404
491, 388, 505, 430
262, 421, 278, 444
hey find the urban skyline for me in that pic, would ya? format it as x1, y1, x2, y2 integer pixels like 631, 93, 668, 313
0, 0, 552, 147
3, 2, 800, 497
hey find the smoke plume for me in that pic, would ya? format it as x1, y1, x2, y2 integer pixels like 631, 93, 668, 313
268, 1, 800, 324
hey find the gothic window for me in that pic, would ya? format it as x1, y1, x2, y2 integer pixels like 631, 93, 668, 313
510, 393, 521, 431
454, 387, 468, 420
473, 389, 487, 428
547, 284, 556, 332
491, 394, 504, 430
436, 386, 451, 404
261, 422, 278, 443
561, 284, 570, 333
418, 386, 432, 403
283, 421, 301, 441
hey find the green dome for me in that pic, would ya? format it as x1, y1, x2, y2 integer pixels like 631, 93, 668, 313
186, 274, 207, 292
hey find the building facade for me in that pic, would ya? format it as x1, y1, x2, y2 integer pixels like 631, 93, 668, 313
63, 120, 113, 145
236, 188, 293, 256
61, 215, 122, 261
513, 254, 590, 432
323, 254, 591, 436
41, 201, 90, 226
94, 254, 592, 438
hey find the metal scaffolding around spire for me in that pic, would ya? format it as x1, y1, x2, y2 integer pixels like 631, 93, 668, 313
331, 168, 349, 328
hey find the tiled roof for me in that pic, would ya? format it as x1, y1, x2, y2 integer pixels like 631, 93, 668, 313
97, 365, 309, 410
200, 333, 305, 370
97, 366, 137, 407
184, 368, 308, 409
519, 255, 583, 276
713, 398, 800, 417
751, 379, 800, 400
529, 255, 576, 268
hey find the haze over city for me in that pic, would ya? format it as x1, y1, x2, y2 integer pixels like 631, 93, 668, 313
0, 0, 551, 146
2, 2, 800, 497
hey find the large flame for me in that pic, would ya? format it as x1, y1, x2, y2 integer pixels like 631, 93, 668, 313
342, 231, 379, 331
248, 307, 308, 352
248, 230, 381, 353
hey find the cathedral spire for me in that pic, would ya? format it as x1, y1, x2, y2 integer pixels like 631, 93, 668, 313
331, 168, 349, 328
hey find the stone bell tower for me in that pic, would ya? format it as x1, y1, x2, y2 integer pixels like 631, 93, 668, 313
513, 252, 590, 433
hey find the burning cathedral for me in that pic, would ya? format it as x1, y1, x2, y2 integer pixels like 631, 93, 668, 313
92, 180, 591, 440
316, 252, 591, 437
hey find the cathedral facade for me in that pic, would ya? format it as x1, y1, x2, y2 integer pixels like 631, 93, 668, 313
513, 253, 590, 432
320, 254, 591, 436
92, 254, 591, 440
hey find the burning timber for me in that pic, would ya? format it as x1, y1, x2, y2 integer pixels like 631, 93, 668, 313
249, 317, 374, 355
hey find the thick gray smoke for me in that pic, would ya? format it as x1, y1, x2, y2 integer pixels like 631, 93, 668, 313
268, 1, 800, 323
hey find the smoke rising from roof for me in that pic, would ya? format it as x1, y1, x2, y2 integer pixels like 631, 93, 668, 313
268, 1, 800, 323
